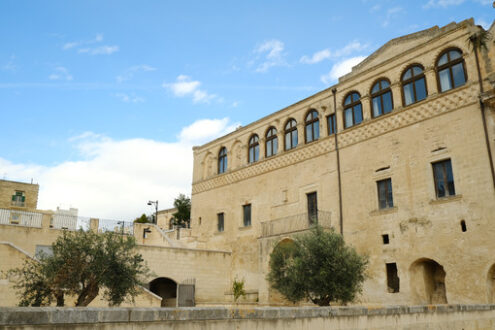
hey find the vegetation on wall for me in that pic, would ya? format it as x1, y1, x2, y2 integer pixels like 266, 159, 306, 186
267, 226, 368, 306
7, 230, 149, 307
232, 277, 246, 302
133, 213, 151, 223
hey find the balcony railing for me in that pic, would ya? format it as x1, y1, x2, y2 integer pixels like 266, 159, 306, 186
0, 208, 42, 227
260, 210, 331, 238
10, 200, 25, 207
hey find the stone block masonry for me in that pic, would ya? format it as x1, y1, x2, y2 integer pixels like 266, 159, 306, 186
1, 304, 495, 329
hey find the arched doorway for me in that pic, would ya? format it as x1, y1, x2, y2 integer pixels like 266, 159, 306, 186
410, 258, 447, 304
487, 264, 495, 303
149, 277, 177, 307
268, 238, 296, 305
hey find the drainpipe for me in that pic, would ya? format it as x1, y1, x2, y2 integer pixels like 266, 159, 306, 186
332, 88, 344, 237
473, 41, 495, 191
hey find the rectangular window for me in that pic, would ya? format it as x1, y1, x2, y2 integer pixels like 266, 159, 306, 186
217, 213, 224, 232
307, 192, 318, 224
11, 191, 26, 207
243, 204, 251, 227
386, 263, 400, 293
377, 178, 394, 209
327, 114, 336, 135
432, 159, 455, 198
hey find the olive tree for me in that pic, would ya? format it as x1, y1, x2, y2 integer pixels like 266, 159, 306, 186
8, 230, 149, 307
267, 226, 368, 306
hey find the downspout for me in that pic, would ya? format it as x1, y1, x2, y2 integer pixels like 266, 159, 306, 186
473, 42, 495, 191
332, 88, 344, 237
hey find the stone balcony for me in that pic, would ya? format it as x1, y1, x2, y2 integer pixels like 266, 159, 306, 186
260, 210, 331, 238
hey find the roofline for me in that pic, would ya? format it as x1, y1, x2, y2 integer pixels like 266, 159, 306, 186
0, 179, 39, 186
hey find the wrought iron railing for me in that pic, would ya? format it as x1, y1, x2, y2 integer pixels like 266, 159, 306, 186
260, 210, 331, 238
98, 218, 134, 235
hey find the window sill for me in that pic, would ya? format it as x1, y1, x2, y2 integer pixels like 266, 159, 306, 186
429, 194, 462, 205
370, 206, 398, 216
238, 225, 252, 231
214, 230, 225, 235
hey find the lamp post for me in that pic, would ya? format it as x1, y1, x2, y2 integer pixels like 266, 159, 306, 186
147, 200, 158, 224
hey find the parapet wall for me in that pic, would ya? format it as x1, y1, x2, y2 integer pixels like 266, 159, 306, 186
1, 305, 495, 330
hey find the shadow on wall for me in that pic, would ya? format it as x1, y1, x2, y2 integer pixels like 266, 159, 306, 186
149, 277, 177, 307
410, 258, 447, 304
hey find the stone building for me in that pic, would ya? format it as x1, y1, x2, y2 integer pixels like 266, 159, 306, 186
1, 18, 495, 308
190, 18, 495, 305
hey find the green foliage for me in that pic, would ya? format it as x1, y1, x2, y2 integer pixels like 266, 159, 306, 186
468, 27, 491, 51
267, 226, 368, 306
8, 230, 149, 307
232, 277, 246, 302
133, 213, 151, 223
172, 194, 191, 227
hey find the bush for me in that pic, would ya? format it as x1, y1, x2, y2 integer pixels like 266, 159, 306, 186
267, 226, 368, 306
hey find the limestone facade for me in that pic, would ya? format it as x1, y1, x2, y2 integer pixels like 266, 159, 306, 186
0, 179, 39, 210
190, 19, 495, 305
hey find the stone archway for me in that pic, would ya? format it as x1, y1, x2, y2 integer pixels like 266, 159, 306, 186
487, 264, 495, 303
410, 258, 447, 304
149, 277, 177, 307
267, 238, 296, 306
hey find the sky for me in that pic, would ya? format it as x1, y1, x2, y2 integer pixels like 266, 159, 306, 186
0, 0, 493, 221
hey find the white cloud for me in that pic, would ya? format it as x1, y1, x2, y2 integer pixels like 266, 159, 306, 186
116, 65, 156, 83
48, 66, 73, 81
382, 7, 404, 27
0, 118, 238, 220
320, 56, 367, 85
252, 39, 287, 73
163, 75, 217, 104
300, 41, 368, 65
424, 0, 492, 7
114, 92, 145, 103
477, 18, 490, 30
2, 55, 17, 72
300, 49, 331, 64
63, 34, 118, 55
178, 118, 239, 145
78, 45, 119, 55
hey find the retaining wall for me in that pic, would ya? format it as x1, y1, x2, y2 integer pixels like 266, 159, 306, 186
1, 304, 495, 329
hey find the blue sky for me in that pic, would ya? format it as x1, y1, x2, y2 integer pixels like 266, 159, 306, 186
0, 0, 493, 220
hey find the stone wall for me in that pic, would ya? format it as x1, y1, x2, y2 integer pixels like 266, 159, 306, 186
1, 305, 495, 329
0, 180, 39, 210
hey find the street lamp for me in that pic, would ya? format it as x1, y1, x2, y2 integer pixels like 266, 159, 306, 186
147, 200, 158, 224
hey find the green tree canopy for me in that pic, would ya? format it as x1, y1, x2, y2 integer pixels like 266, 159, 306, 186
173, 193, 191, 227
267, 226, 368, 306
133, 213, 151, 223
8, 230, 149, 307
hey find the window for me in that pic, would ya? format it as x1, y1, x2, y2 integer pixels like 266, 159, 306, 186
432, 159, 455, 198
243, 204, 251, 227
217, 213, 224, 232
437, 48, 466, 92
343, 92, 363, 128
402, 65, 427, 106
386, 263, 400, 293
11, 191, 25, 207
248, 134, 260, 163
265, 127, 278, 158
377, 178, 394, 209
284, 119, 298, 150
371, 79, 393, 117
305, 110, 320, 143
307, 192, 317, 224
218, 147, 227, 174
327, 113, 336, 135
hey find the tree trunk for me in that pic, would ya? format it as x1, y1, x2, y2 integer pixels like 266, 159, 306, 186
55, 291, 65, 307
76, 282, 99, 306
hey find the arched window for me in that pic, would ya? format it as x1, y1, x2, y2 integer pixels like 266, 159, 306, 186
305, 110, 320, 143
436, 48, 467, 92
218, 147, 227, 174
402, 65, 427, 106
265, 127, 278, 158
248, 134, 259, 163
343, 92, 363, 128
371, 79, 393, 117
284, 119, 298, 150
